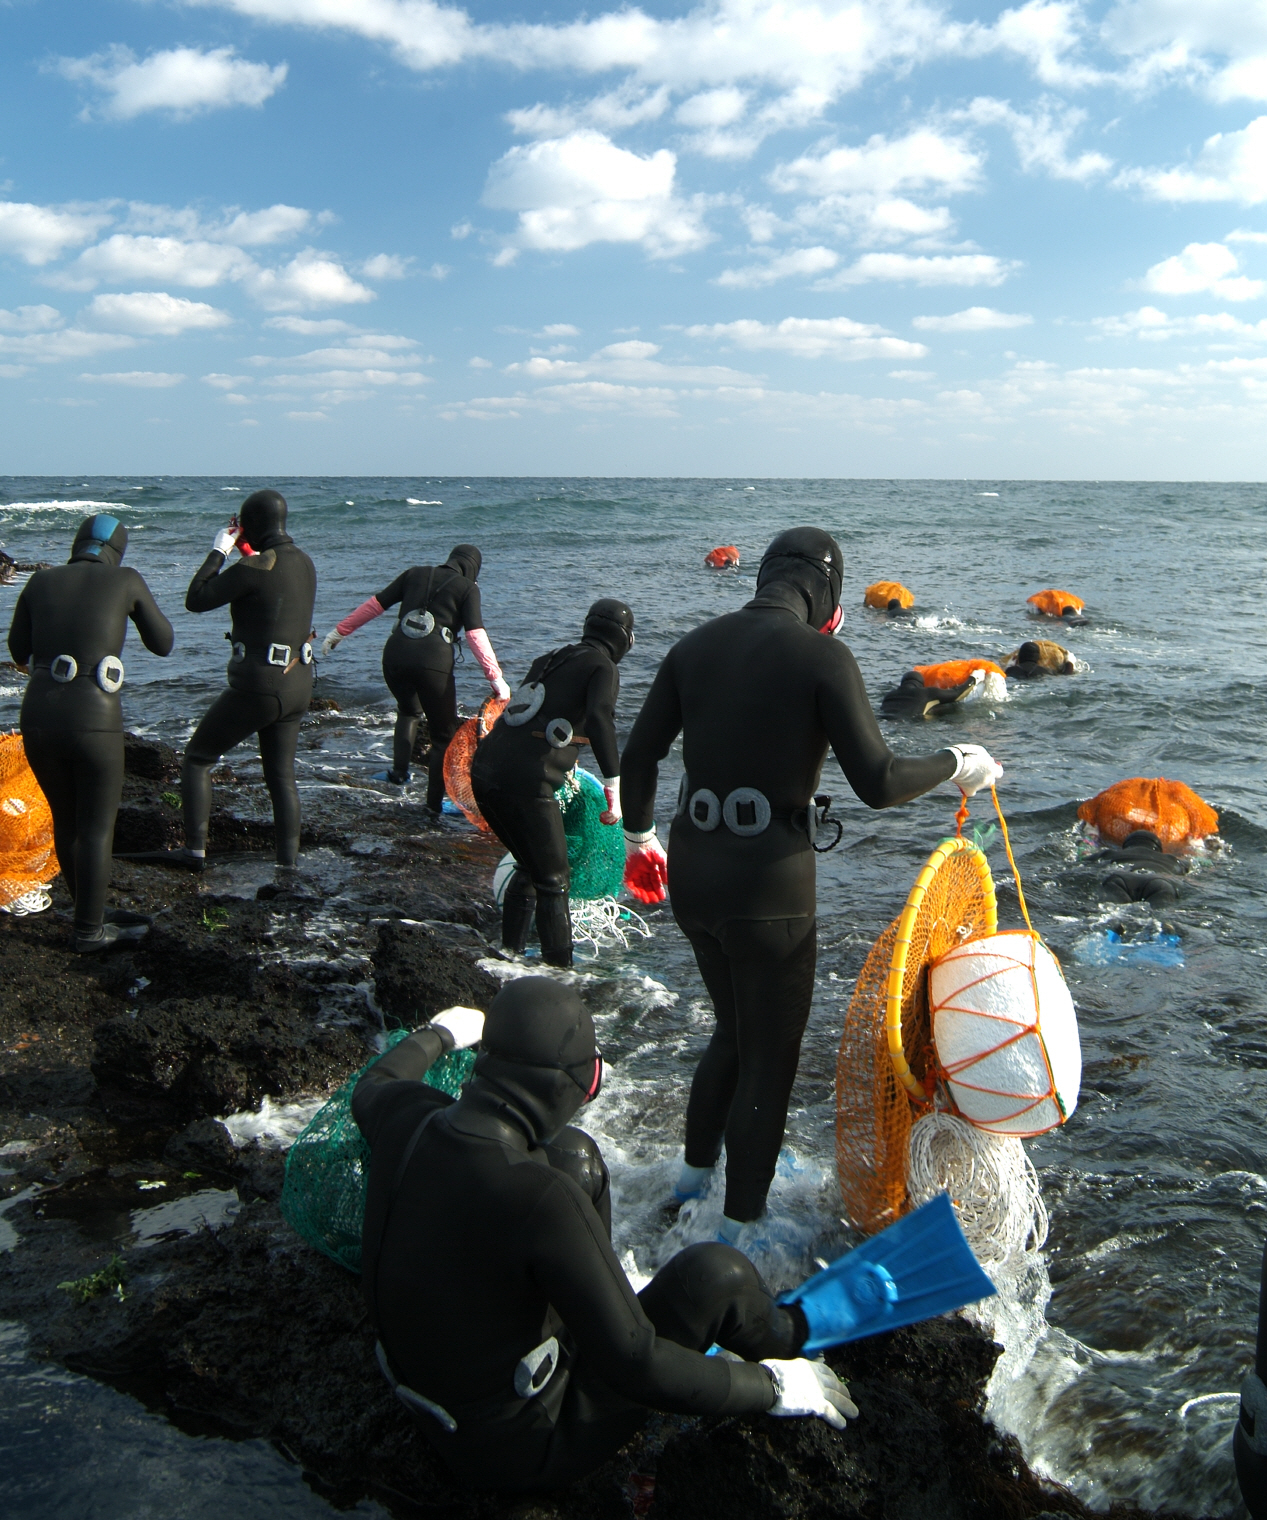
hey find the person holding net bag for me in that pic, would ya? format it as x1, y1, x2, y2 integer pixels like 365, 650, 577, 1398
619, 526, 1003, 1244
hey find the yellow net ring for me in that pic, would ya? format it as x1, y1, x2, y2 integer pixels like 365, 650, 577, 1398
885, 836, 997, 1098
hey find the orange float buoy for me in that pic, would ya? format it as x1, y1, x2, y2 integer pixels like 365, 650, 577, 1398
705, 545, 739, 569
0, 733, 59, 910
442, 695, 508, 831
1027, 589, 1084, 618
1077, 778, 1218, 850
913, 659, 1006, 688
864, 581, 914, 611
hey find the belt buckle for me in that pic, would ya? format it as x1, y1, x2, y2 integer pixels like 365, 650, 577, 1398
267, 642, 291, 667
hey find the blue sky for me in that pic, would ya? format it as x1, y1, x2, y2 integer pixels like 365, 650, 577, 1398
1, 0, 1266, 477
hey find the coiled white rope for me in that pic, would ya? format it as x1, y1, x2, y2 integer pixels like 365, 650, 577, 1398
0, 886, 52, 916
570, 897, 652, 955
906, 1110, 1049, 1270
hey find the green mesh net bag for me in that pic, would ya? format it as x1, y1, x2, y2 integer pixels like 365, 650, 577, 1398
280, 1030, 476, 1273
557, 768, 625, 902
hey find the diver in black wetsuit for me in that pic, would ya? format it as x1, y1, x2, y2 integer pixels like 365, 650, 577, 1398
352, 976, 856, 1493
620, 528, 1003, 1236
319, 546, 509, 809
1091, 829, 1180, 907
469, 600, 631, 968
7, 515, 173, 951
880, 669, 979, 718
172, 491, 316, 869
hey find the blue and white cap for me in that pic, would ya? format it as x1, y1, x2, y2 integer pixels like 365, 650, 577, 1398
70, 514, 128, 565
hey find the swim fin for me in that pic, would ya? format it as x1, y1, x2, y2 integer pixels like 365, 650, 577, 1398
113, 848, 205, 873
779, 1192, 996, 1353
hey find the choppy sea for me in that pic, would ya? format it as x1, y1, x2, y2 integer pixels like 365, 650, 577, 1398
1, 477, 1265, 1519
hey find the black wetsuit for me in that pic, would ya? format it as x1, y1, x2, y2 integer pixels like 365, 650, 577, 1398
1091, 835, 1180, 907
471, 641, 621, 966
880, 670, 975, 718
352, 1020, 798, 1492
8, 562, 172, 934
377, 559, 483, 806
183, 535, 316, 866
621, 581, 955, 1222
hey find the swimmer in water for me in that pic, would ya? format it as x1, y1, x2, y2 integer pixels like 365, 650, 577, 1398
1004, 640, 1077, 680
6, 515, 174, 951
1091, 829, 1180, 907
880, 668, 981, 718
619, 527, 1003, 1239
353, 976, 857, 1494
470, 600, 631, 967
320, 546, 509, 810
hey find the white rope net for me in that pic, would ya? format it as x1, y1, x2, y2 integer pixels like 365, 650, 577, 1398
569, 897, 653, 956
906, 1109, 1049, 1271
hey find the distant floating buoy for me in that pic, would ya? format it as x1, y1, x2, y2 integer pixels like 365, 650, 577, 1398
705, 545, 739, 569
1077, 777, 1218, 850
863, 580, 914, 610
1027, 589, 1084, 618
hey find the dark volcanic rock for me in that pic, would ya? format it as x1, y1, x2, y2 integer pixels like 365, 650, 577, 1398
373, 920, 500, 1025
123, 733, 181, 782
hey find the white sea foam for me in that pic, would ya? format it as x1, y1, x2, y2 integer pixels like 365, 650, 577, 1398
0, 500, 126, 513
218, 1095, 326, 1149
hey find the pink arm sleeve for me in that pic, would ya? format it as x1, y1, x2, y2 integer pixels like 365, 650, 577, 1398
336, 596, 384, 637
466, 627, 504, 685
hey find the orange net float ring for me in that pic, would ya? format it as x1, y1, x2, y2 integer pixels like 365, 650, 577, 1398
836, 836, 996, 1234
928, 930, 1081, 1136
0, 732, 59, 910
1077, 777, 1218, 850
441, 695, 508, 831
913, 659, 1005, 688
1027, 589, 1084, 617
863, 581, 914, 611
704, 545, 740, 569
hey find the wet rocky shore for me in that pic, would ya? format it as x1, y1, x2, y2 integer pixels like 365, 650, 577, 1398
0, 728, 1199, 1520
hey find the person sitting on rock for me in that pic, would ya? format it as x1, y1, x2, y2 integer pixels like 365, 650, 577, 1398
1004, 640, 1077, 680
352, 976, 857, 1494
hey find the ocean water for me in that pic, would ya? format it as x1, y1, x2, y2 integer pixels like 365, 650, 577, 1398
2, 476, 1265, 1518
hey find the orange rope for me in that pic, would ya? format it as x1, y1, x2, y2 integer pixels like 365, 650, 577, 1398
989, 785, 1033, 934
954, 789, 970, 839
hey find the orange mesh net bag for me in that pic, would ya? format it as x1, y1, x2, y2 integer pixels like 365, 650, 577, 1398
864, 580, 914, 610
0, 732, 59, 910
913, 659, 1006, 688
1077, 776, 1218, 849
1027, 589, 1084, 617
836, 836, 996, 1235
442, 695, 508, 831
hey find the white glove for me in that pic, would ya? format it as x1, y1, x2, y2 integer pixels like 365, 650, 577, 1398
761, 1358, 858, 1431
320, 628, 342, 658
430, 1006, 485, 1049
492, 676, 511, 701
600, 775, 622, 826
213, 526, 240, 558
943, 744, 1004, 797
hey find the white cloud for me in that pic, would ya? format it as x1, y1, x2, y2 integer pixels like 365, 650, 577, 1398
984, 0, 1103, 89
0, 328, 137, 362
686, 315, 927, 358
716, 246, 839, 288
80, 370, 185, 387
913, 306, 1033, 330
83, 291, 233, 335
0, 200, 112, 266
770, 128, 981, 197
287, 409, 328, 420
507, 86, 670, 140
823, 252, 1013, 285
246, 251, 377, 309
360, 253, 412, 279
960, 96, 1112, 180
541, 322, 580, 336
468, 355, 493, 367
1093, 305, 1267, 341
1101, 0, 1267, 100
56, 45, 287, 120
676, 87, 747, 127
203, 372, 252, 388
264, 315, 359, 334
67, 234, 256, 289
1142, 241, 1264, 301
1121, 116, 1267, 203
0, 304, 62, 332
215, 205, 314, 245
484, 129, 709, 257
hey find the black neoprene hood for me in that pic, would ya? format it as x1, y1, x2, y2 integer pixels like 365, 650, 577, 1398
583, 598, 635, 662
70, 513, 128, 567
446, 545, 482, 580
472, 976, 598, 1142
755, 527, 845, 629
239, 489, 290, 550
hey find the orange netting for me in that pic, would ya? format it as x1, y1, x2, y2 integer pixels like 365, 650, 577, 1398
864, 580, 914, 610
704, 545, 739, 568
443, 696, 509, 831
836, 838, 997, 1234
913, 658, 1006, 688
0, 732, 59, 909
1077, 776, 1218, 849
1027, 589, 1084, 616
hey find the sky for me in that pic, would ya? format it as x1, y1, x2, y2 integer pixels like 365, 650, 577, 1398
1, 0, 1266, 477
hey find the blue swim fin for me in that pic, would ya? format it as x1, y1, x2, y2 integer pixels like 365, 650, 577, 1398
779, 1192, 996, 1353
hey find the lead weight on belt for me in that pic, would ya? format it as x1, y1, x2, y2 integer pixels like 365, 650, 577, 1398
230, 641, 246, 663
544, 718, 574, 749
503, 682, 545, 727
50, 654, 78, 683
723, 787, 771, 836
400, 608, 435, 639
687, 788, 721, 831
300, 642, 314, 666
95, 655, 125, 694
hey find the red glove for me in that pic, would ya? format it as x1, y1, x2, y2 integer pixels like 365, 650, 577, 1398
624, 829, 668, 904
